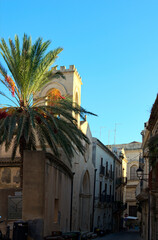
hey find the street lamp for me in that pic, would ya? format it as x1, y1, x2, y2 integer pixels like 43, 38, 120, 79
136, 167, 149, 181
136, 167, 143, 180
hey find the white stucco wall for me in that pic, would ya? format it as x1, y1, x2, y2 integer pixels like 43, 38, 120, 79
93, 138, 115, 231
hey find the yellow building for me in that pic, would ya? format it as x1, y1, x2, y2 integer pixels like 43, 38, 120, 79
111, 142, 142, 223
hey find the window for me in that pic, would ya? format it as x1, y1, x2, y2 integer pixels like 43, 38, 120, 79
130, 165, 137, 180
116, 167, 118, 178
101, 158, 103, 166
106, 161, 108, 175
47, 88, 62, 104
104, 183, 107, 196
97, 216, 100, 228
99, 182, 102, 201
110, 164, 112, 178
129, 206, 137, 217
54, 199, 59, 223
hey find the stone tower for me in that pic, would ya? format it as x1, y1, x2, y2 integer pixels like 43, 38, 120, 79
38, 65, 82, 126
38, 65, 94, 232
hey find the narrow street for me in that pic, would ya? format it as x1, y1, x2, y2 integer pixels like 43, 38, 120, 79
96, 230, 142, 240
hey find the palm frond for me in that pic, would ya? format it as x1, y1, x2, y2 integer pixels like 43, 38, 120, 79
0, 34, 95, 161
0, 91, 18, 106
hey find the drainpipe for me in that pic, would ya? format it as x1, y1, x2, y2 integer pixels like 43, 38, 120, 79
91, 168, 97, 232
70, 172, 75, 231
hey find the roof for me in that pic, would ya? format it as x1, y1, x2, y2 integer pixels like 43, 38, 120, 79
109, 142, 142, 150
93, 138, 120, 162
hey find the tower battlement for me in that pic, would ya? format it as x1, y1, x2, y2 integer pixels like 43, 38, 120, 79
53, 65, 81, 80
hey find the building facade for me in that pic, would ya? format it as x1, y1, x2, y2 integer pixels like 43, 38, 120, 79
71, 121, 94, 232
136, 94, 158, 240
0, 65, 95, 236
36, 65, 95, 232
111, 142, 142, 221
92, 138, 115, 232
111, 147, 127, 231
136, 124, 150, 240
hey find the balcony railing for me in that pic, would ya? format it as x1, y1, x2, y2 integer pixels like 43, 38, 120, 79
100, 194, 114, 203
116, 177, 127, 186
109, 170, 114, 179
105, 170, 109, 178
113, 201, 127, 212
100, 165, 105, 175
135, 181, 149, 201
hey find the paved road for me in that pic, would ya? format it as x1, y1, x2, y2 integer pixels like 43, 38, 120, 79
96, 231, 142, 240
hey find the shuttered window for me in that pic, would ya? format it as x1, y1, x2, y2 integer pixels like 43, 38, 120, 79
130, 165, 137, 180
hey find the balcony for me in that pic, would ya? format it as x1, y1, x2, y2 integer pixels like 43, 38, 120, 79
135, 181, 149, 202
113, 201, 126, 213
115, 177, 127, 187
115, 178, 121, 186
105, 170, 109, 178
100, 194, 114, 203
122, 177, 127, 185
100, 165, 105, 176
109, 170, 114, 180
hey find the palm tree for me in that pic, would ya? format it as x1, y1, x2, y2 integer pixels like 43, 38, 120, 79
0, 34, 94, 185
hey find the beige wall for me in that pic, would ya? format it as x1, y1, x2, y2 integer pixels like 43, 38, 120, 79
44, 160, 71, 234
22, 151, 72, 237
23, 151, 45, 220
72, 121, 94, 231
113, 143, 142, 222
0, 65, 95, 236
37, 65, 94, 232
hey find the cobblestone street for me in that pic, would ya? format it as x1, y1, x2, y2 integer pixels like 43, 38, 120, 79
96, 230, 142, 240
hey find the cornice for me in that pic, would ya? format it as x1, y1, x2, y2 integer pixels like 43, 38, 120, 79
46, 152, 73, 179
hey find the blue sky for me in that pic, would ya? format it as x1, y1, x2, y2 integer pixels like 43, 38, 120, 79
0, 0, 158, 145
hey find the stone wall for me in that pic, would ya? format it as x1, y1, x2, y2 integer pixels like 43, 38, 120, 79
22, 151, 72, 238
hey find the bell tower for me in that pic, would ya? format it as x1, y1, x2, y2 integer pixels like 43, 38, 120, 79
38, 65, 83, 126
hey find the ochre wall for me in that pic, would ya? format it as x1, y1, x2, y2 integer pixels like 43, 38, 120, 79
23, 151, 45, 220
22, 150, 72, 237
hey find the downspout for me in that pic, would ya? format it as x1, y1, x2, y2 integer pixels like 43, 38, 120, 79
91, 168, 97, 232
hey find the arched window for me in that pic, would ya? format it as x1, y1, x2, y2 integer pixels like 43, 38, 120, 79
130, 165, 137, 180
82, 171, 90, 195
47, 88, 62, 105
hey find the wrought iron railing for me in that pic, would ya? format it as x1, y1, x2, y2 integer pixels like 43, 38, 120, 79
100, 194, 114, 203
100, 165, 105, 175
